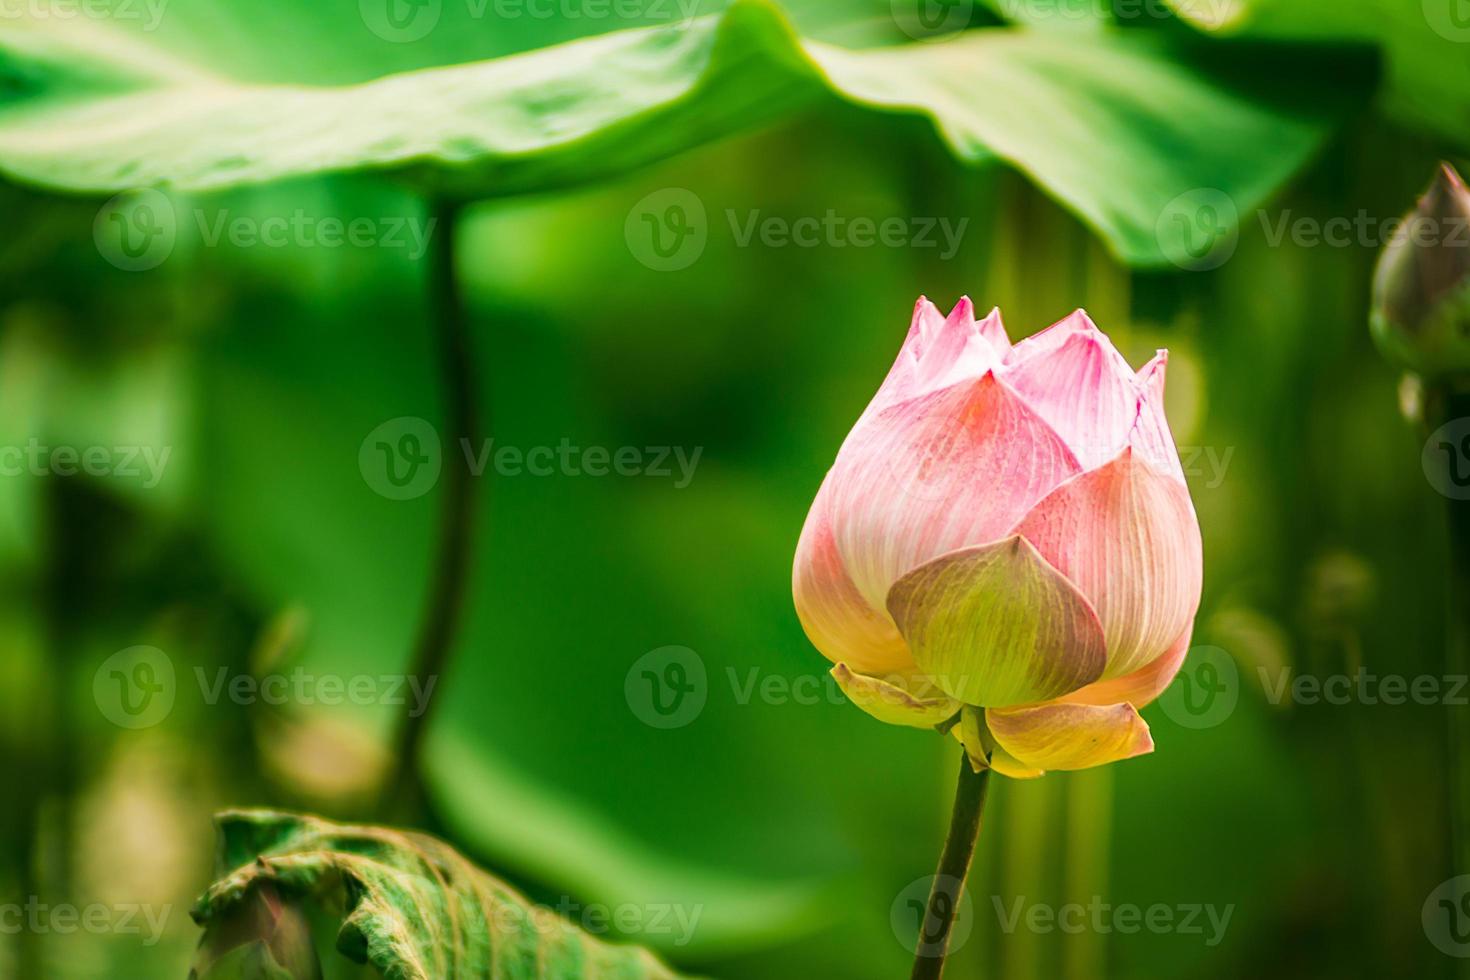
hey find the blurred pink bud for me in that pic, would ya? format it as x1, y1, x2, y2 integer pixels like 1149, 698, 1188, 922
793, 298, 1202, 774
190, 878, 322, 980
1371, 162, 1470, 377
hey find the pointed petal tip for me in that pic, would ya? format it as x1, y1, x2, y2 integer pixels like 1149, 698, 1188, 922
1420, 162, 1470, 218
1136, 349, 1168, 394
1436, 161, 1467, 194
1063, 308, 1100, 332
911, 295, 942, 318
975, 306, 1011, 348
1133, 723, 1156, 757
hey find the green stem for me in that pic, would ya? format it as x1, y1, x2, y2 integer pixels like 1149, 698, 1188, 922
911, 755, 991, 980
379, 198, 481, 818
1440, 387, 1470, 882
1063, 767, 1112, 980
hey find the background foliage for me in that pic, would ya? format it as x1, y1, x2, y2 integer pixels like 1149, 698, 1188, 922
0, 0, 1466, 976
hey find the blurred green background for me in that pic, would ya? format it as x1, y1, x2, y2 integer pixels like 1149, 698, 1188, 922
1, 0, 1468, 976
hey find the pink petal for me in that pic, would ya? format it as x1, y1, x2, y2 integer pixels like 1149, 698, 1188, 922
1061, 617, 1194, 709
885, 536, 1107, 707
1128, 350, 1187, 484
1011, 447, 1203, 680
1000, 310, 1139, 469
793, 471, 915, 675
851, 296, 945, 427
976, 306, 1012, 357
829, 371, 1082, 619
986, 702, 1154, 772
857, 297, 1000, 426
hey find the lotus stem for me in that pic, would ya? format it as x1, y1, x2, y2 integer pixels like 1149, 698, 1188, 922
1439, 386, 1470, 884
380, 198, 481, 817
911, 755, 991, 980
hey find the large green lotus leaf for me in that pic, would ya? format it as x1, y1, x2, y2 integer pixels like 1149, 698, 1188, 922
1164, 0, 1470, 148
0, 0, 1368, 264
192, 809, 691, 978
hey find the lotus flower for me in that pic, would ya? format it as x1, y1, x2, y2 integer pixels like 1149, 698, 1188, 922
793, 298, 1202, 777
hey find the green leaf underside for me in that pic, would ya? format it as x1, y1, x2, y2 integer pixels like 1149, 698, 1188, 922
192, 809, 689, 980
0, 0, 1366, 264
1164, 0, 1470, 149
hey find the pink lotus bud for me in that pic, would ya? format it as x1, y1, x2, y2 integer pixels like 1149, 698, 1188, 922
793, 299, 1202, 774
190, 879, 322, 980
1371, 163, 1470, 377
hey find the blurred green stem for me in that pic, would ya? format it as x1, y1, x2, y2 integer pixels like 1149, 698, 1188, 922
1062, 767, 1111, 980
380, 199, 480, 818
1440, 387, 1470, 882
912, 756, 991, 980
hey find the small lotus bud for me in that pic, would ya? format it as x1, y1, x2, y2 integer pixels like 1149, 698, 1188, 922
1371, 163, 1470, 377
190, 879, 322, 980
